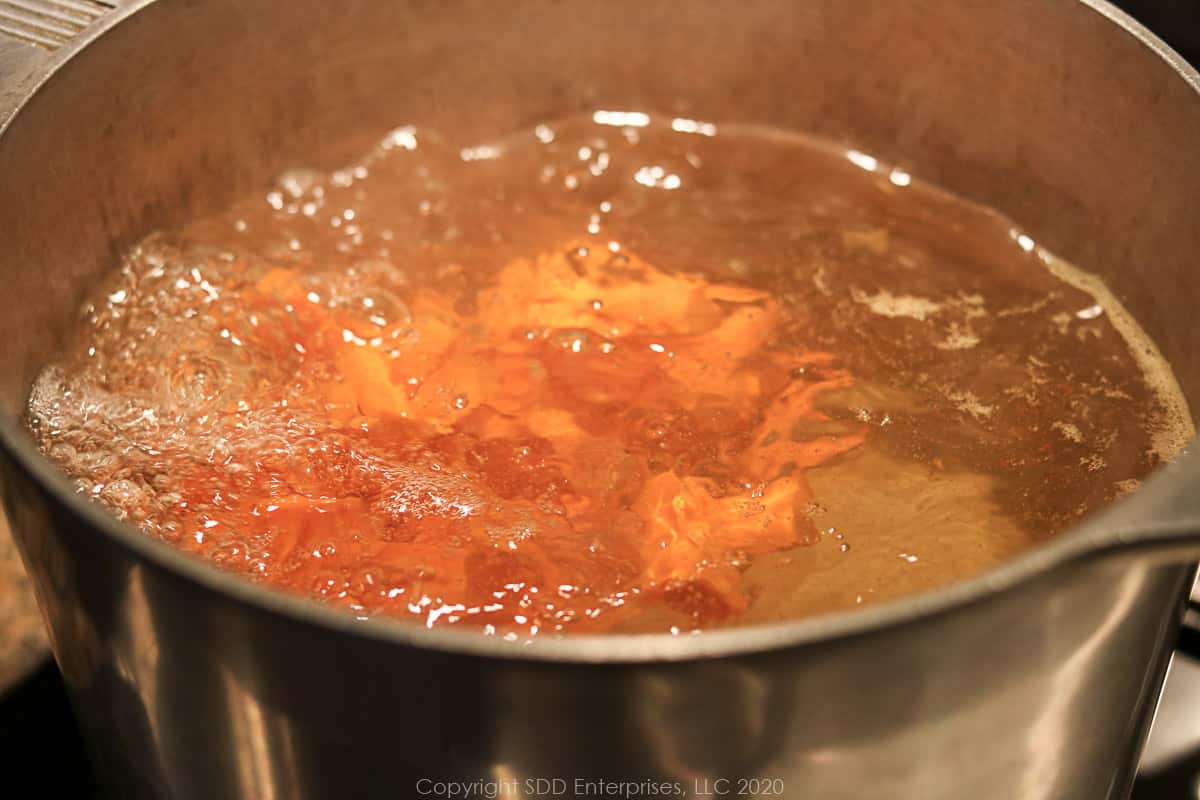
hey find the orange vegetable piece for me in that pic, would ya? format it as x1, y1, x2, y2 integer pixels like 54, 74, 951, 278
167, 242, 865, 633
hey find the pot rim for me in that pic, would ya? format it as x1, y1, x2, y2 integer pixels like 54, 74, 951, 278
1, 0, 1197, 664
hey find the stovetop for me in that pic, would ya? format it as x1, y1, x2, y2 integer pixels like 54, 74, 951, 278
0, 2, 1197, 799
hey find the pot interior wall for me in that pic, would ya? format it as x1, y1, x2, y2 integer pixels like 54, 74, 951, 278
1, 0, 1198, 421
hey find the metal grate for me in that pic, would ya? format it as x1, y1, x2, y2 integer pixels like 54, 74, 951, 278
0, 0, 114, 49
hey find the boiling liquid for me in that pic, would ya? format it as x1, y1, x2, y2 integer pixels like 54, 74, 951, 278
27, 113, 1193, 635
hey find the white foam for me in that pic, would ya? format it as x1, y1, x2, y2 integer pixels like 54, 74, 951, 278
1036, 249, 1195, 459
851, 288, 942, 321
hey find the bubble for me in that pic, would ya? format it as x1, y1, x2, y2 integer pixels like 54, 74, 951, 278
311, 572, 347, 596
350, 569, 383, 595
553, 329, 591, 353
160, 520, 183, 543
277, 169, 323, 199
100, 479, 145, 510
166, 351, 236, 406
211, 540, 249, 565
565, 246, 590, 275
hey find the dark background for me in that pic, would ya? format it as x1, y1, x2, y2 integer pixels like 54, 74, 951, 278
1121, 0, 1200, 64
0, 2, 1198, 799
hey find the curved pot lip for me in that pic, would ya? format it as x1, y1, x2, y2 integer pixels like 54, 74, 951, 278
1, 0, 1198, 665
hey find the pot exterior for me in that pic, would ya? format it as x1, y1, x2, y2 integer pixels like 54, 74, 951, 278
2, 1, 1200, 798
1, 451, 1191, 800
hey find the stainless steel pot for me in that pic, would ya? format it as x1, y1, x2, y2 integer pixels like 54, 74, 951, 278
2, 1, 1200, 798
